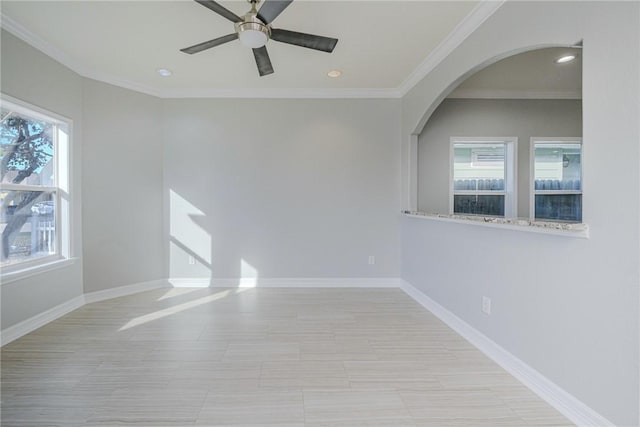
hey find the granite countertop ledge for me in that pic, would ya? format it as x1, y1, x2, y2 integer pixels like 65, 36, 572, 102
403, 211, 589, 237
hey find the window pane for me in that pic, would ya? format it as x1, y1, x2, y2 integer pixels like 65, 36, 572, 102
453, 178, 505, 191
533, 143, 581, 190
453, 143, 505, 189
535, 194, 582, 222
454, 195, 505, 216
1, 190, 56, 267
0, 108, 55, 187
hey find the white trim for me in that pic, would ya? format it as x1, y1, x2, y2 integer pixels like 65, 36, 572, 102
0, 183, 57, 192
0, 94, 75, 276
507, 140, 518, 218
0, 93, 72, 124
529, 137, 583, 220
408, 134, 419, 212
397, 0, 506, 97
161, 87, 402, 99
83, 279, 170, 304
449, 139, 454, 213
0, 294, 85, 346
169, 277, 401, 288
2, 279, 168, 345
1, 277, 401, 346
0, 14, 164, 98
0, 14, 83, 78
0, 13, 399, 99
400, 279, 615, 427
0, 2, 503, 100
452, 191, 505, 196
1, 257, 77, 285
3, 274, 614, 427
447, 89, 582, 100
450, 137, 517, 217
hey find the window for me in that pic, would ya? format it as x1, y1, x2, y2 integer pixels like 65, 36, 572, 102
531, 138, 582, 222
451, 137, 517, 217
0, 97, 71, 272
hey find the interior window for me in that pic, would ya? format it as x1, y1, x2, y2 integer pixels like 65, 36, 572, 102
451, 138, 516, 217
532, 139, 582, 222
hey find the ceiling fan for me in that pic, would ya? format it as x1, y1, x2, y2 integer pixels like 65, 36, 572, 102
180, 0, 339, 76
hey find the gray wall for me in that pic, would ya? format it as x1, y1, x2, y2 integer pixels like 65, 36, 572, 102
418, 99, 582, 216
2, 3, 639, 425
0, 31, 84, 329
1, 28, 402, 312
81, 80, 165, 292
401, 2, 639, 425
163, 98, 401, 280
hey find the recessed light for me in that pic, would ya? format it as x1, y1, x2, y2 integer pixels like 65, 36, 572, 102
327, 70, 342, 78
156, 68, 173, 77
555, 55, 576, 64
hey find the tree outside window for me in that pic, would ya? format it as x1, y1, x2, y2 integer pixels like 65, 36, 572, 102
1, 99, 69, 270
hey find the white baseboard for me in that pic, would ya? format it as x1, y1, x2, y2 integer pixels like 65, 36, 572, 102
2, 277, 401, 346
400, 279, 614, 427
0, 295, 85, 346
0, 275, 616, 426
169, 277, 401, 288
2, 279, 170, 345
84, 279, 170, 304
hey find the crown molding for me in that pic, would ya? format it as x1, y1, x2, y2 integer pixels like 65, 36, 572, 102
1, 13, 81, 75
0, 13, 165, 98
0, 12, 401, 99
397, 0, 506, 97
1, 1, 505, 100
160, 87, 402, 99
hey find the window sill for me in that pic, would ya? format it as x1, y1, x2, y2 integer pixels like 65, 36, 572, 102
403, 211, 589, 239
1, 257, 78, 285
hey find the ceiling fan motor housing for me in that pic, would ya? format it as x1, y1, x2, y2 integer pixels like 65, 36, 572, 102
181, 0, 339, 76
235, 11, 271, 48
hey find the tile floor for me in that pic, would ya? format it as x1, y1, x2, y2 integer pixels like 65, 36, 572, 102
0, 287, 574, 426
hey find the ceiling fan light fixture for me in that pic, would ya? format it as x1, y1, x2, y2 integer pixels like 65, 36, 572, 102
236, 21, 270, 48
181, 0, 339, 76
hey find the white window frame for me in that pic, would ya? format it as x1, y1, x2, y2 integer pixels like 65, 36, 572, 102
450, 137, 517, 218
529, 137, 583, 221
0, 95, 73, 277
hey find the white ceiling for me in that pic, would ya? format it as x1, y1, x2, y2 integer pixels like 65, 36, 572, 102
1, 0, 486, 97
449, 47, 582, 99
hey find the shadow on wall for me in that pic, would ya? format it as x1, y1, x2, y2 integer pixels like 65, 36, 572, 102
168, 189, 258, 287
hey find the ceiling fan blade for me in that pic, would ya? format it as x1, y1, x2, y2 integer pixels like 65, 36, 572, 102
180, 33, 238, 54
270, 29, 338, 53
257, 0, 293, 24
252, 46, 274, 76
194, 0, 242, 23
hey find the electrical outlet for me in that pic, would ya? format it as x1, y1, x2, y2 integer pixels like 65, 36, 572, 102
368, 255, 375, 265
188, 255, 196, 265
482, 296, 491, 315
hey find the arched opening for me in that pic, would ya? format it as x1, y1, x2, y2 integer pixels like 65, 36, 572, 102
413, 45, 583, 222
